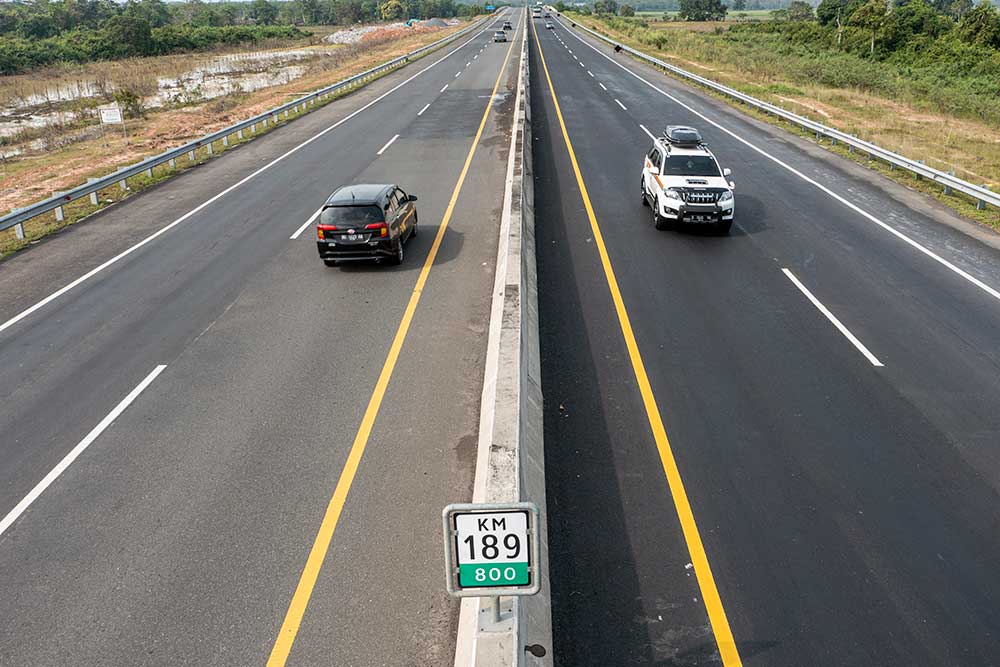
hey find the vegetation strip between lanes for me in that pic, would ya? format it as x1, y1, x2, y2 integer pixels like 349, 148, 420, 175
532, 20, 743, 667
265, 24, 517, 667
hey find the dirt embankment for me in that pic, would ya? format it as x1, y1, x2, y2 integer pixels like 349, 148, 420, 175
0, 21, 465, 214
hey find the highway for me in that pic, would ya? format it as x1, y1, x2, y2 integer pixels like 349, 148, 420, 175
0, 9, 521, 666
531, 13, 1000, 667
4, 6, 1000, 667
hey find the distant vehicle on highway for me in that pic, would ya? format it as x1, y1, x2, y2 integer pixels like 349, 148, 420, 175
544, 10, 551, 16
316, 184, 418, 266
640, 126, 735, 234
503, 20, 513, 30
545, 21, 554, 29
493, 30, 507, 42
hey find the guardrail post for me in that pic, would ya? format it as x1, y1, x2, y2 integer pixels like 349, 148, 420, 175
145, 167, 153, 178
222, 135, 229, 147
10, 208, 25, 240
119, 178, 128, 191
88, 178, 99, 206
943, 172, 953, 195
237, 129, 244, 139
55, 203, 64, 222
978, 186, 989, 210
188, 150, 196, 161
251, 123, 257, 133
169, 158, 176, 169
206, 142, 214, 155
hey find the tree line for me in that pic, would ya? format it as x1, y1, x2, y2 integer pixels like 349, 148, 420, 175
0, 0, 485, 75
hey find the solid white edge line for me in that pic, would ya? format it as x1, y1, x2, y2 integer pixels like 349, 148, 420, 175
639, 124, 656, 140
417, 102, 431, 116
615, 98, 627, 111
782, 269, 884, 367
376, 133, 400, 156
563, 21, 1000, 304
0, 364, 168, 537
290, 206, 323, 240
0, 23, 494, 337
599, 82, 607, 91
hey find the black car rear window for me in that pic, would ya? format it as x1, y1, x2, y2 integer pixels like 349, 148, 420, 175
320, 205, 383, 226
662, 155, 721, 177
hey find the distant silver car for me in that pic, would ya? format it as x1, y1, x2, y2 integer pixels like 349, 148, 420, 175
545, 22, 554, 29
493, 30, 507, 42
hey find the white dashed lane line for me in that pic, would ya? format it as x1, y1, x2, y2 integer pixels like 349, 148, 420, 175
376, 134, 399, 156
441, 84, 449, 92
615, 98, 628, 110
417, 103, 430, 116
599, 82, 607, 91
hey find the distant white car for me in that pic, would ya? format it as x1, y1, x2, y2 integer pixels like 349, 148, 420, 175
493, 30, 507, 42
640, 126, 735, 234
545, 21, 554, 29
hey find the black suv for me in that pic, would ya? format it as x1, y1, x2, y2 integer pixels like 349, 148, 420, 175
316, 184, 417, 266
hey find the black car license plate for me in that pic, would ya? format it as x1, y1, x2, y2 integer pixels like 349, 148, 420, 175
688, 214, 711, 222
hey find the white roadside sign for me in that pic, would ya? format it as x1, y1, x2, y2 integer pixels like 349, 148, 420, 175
443, 502, 540, 597
98, 105, 123, 125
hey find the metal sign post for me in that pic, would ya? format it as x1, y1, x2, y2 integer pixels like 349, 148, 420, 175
98, 103, 128, 145
442, 502, 540, 630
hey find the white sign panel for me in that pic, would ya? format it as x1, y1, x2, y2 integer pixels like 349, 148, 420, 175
98, 105, 123, 124
443, 502, 540, 597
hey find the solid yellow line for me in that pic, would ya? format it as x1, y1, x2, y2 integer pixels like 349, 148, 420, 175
266, 30, 519, 667
531, 22, 743, 667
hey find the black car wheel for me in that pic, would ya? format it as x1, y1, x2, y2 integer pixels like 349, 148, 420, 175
640, 178, 649, 207
323, 259, 338, 267
411, 212, 418, 237
391, 240, 404, 265
653, 207, 671, 231
717, 220, 733, 235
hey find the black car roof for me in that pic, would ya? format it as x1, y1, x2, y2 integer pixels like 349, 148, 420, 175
326, 184, 393, 206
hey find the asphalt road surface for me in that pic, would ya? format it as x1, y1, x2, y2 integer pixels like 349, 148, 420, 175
531, 14, 1000, 667
0, 9, 521, 666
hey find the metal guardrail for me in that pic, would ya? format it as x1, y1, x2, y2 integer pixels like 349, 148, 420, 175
554, 11, 1000, 212
1, 14, 497, 238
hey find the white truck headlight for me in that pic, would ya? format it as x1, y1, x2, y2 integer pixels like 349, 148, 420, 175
718, 190, 733, 203
663, 188, 682, 201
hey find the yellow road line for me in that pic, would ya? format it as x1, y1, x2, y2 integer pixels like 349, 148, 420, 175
266, 30, 519, 667
531, 22, 743, 667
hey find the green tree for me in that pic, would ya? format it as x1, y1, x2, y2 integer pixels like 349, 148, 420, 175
678, 0, 727, 21
380, 0, 404, 18
957, 0, 1000, 46
249, 0, 278, 24
787, 0, 814, 20
619, 4, 635, 16
732, 0, 746, 11
593, 0, 620, 15
850, 0, 891, 53
102, 15, 154, 56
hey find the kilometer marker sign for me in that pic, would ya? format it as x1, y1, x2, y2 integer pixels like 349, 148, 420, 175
443, 502, 540, 597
